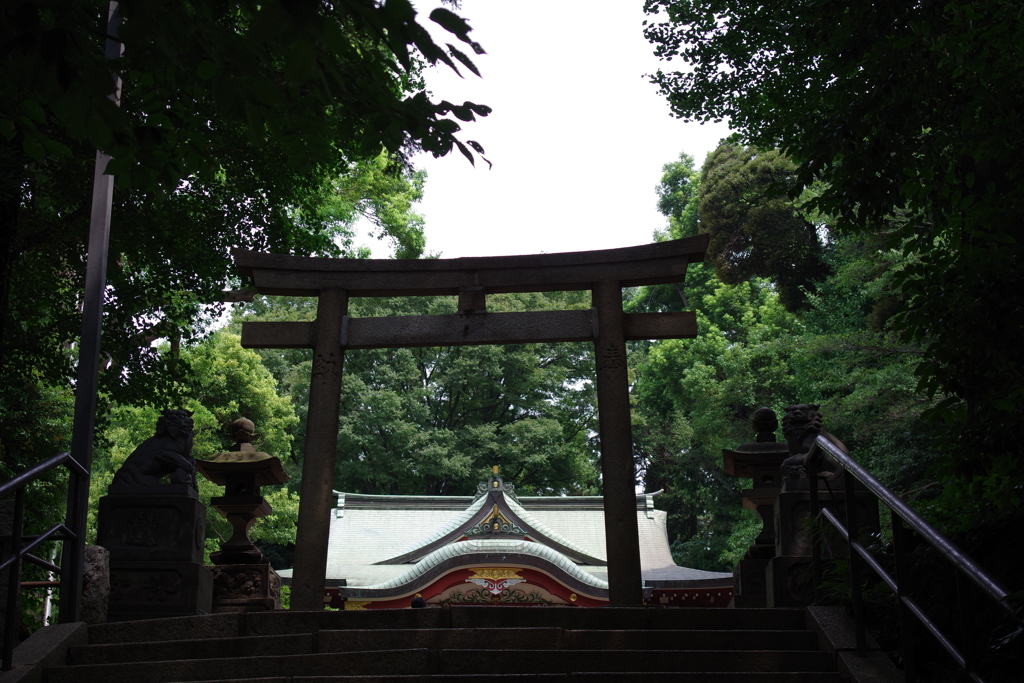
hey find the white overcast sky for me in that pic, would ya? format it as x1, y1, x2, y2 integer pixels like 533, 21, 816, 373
359, 0, 732, 259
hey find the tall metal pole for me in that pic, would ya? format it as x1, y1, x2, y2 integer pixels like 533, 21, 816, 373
61, 1, 122, 624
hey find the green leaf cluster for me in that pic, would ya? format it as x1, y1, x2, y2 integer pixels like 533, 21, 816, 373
228, 291, 601, 498
644, 0, 1024, 522
631, 148, 937, 569
699, 144, 830, 312
0, 147, 427, 472
1, 0, 491, 183
0, 0, 472, 470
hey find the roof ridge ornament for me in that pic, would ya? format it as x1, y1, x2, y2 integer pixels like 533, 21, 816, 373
465, 504, 527, 537
474, 465, 518, 503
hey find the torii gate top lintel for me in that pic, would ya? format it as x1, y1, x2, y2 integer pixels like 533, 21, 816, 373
233, 234, 709, 298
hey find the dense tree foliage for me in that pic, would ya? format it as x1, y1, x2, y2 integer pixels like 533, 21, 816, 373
2, 0, 489, 186
698, 144, 830, 312
0, 0, 482, 475
630, 148, 936, 571
228, 291, 601, 498
644, 0, 1024, 520
2, 0, 488, 367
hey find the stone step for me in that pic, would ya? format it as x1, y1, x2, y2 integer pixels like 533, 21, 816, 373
167, 678, 567, 683
164, 675, 842, 683
448, 607, 808, 632
73, 629, 559, 665
569, 675, 843, 683
439, 649, 833, 675
563, 629, 817, 651
47, 647, 832, 683
86, 607, 809, 645
72, 628, 819, 665
71, 632, 315, 665
88, 613, 245, 645
320, 627, 563, 654
48, 649, 432, 683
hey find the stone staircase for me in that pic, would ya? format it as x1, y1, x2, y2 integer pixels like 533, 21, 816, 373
40, 606, 852, 683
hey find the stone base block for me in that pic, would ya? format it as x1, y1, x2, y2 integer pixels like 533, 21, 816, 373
108, 561, 213, 621
98, 494, 207, 563
732, 593, 767, 608
774, 489, 880, 558
766, 556, 814, 607
208, 563, 282, 612
734, 557, 769, 601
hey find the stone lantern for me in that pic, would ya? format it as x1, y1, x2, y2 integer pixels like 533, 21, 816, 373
721, 407, 790, 608
197, 418, 290, 612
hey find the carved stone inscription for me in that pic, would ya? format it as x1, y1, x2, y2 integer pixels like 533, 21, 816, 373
121, 507, 181, 548
312, 351, 340, 379
98, 495, 207, 564
597, 342, 626, 370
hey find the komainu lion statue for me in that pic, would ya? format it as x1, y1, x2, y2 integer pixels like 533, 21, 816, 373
109, 409, 197, 493
779, 404, 848, 481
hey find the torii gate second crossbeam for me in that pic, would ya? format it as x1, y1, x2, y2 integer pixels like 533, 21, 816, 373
233, 234, 709, 610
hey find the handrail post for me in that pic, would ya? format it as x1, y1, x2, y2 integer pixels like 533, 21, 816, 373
2, 488, 26, 671
809, 447, 823, 604
891, 515, 917, 682
844, 469, 867, 656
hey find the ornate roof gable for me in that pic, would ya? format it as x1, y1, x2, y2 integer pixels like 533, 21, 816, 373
375, 469, 606, 566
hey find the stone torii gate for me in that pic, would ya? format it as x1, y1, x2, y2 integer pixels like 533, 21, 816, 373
233, 234, 709, 610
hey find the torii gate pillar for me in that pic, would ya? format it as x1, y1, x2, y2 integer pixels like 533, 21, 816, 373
592, 280, 643, 605
291, 289, 347, 610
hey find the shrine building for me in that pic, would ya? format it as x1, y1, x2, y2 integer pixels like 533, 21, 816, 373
279, 468, 733, 609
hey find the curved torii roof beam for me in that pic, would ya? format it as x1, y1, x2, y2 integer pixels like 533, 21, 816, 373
233, 233, 708, 297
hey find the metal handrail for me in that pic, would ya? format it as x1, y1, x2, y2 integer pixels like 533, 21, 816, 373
807, 435, 1023, 683
0, 452, 88, 499
1, 452, 87, 672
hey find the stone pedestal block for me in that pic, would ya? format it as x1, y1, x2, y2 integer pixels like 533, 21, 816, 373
107, 561, 213, 621
208, 563, 282, 612
736, 557, 769, 595
97, 494, 207, 563
98, 493, 212, 621
766, 556, 814, 607
773, 482, 880, 558
732, 557, 770, 608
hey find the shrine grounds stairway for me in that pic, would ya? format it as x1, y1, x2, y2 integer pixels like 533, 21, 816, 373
32, 605, 876, 683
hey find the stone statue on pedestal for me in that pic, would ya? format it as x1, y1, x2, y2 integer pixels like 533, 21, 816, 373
109, 409, 197, 493
767, 403, 877, 607
97, 409, 212, 621
779, 403, 848, 481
